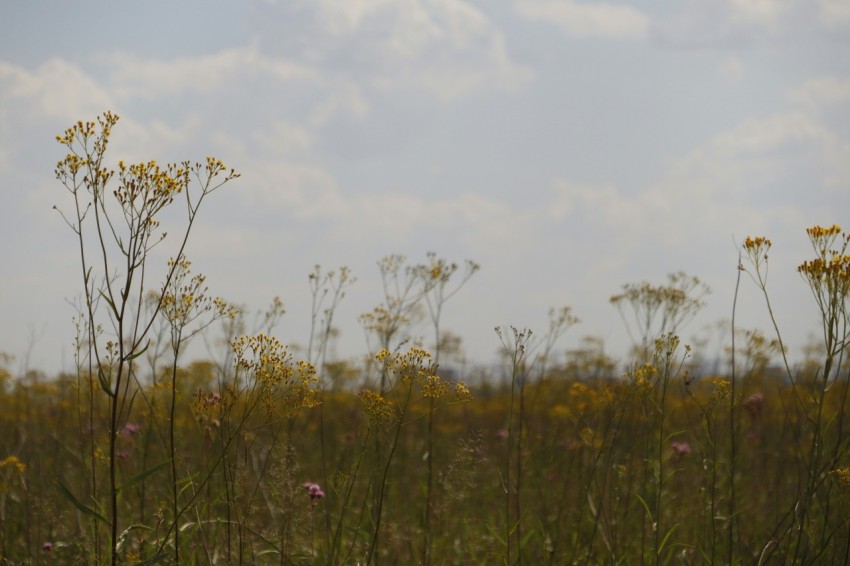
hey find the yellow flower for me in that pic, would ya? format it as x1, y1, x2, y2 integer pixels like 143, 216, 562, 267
0, 455, 25, 474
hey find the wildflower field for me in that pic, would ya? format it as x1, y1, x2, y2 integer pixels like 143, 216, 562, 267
1, 114, 849, 564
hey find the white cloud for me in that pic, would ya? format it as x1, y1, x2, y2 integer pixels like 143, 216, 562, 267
729, 0, 786, 27
104, 45, 318, 101
310, 83, 370, 126
428, 192, 539, 253
253, 0, 532, 99
252, 120, 314, 154
0, 59, 114, 122
246, 161, 346, 219
657, 110, 846, 226
709, 112, 823, 155
0, 58, 211, 168
653, 0, 850, 49
313, 0, 397, 37
818, 0, 850, 29
650, 0, 799, 49
789, 76, 850, 107
550, 180, 631, 224
515, 0, 649, 39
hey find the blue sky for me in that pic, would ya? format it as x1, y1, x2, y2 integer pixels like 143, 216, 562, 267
2, 0, 849, 375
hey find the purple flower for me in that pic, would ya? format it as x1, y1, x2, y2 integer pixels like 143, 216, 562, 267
42, 541, 53, 551
671, 441, 691, 457
303, 482, 325, 502
117, 449, 131, 460
121, 422, 141, 438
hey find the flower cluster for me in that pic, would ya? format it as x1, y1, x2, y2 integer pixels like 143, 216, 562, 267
303, 482, 325, 504
54, 113, 118, 183
670, 441, 691, 457
233, 334, 295, 388
359, 303, 413, 343
231, 334, 320, 414
628, 363, 657, 393
422, 375, 448, 399
358, 389, 396, 429
743, 236, 772, 259
831, 467, 850, 489
191, 387, 231, 433
743, 392, 764, 420
159, 258, 226, 329
114, 159, 187, 217
121, 422, 141, 438
806, 224, 843, 241
710, 378, 731, 404
798, 254, 850, 291
0, 455, 26, 474
798, 226, 850, 303
740, 236, 774, 288
376, 347, 473, 403
795, 225, 850, 354
453, 381, 473, 402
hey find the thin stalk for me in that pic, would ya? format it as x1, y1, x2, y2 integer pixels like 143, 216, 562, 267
168, 335, 182, 563
729, 256, 742, 563
366, 381, 414, 564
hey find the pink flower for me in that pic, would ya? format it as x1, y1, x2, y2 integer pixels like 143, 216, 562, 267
743, 393, 764, 420
42, 541, 53, 551
121, 422, 141, 438
671, 441, 691, 457
303, 482, 325, 502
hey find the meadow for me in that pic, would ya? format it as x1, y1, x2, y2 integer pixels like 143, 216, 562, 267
0, 113, 848, 564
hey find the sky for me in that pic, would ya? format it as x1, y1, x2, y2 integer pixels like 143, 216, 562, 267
1, 0, 849, 377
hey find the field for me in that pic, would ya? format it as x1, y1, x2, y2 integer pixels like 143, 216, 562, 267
0, 115, 848, 564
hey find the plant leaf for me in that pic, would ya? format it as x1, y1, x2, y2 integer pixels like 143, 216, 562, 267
127, 340, 150, 361
98, 288, 118, 317
97, 367, 114, 397
116, 524, 153, 553
56, 480, 110, 526
118, 460, 170, 492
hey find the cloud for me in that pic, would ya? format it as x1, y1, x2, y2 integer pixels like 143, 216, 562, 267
550, 181, 633, 227
653, 110, 848, 244
709, 112, 824, 156
249, 161, 346, 219
250, 0, 532, 99
728, 0, 786, 27
0, 58, 209, 170
541, 103, 849, 285
0, 58, 114, 122
310, 83, 370, 126
650, 2, 761, 49
669, 112, 835, 195
818, 0, 850, 29
652, 0, 850, 49
515, 0, 649, 39
103, 45, 318, 101
789, 76, 850, 108
522, 105, 848, 361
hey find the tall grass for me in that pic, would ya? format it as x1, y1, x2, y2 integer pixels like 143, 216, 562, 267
1, 113, 849, 564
